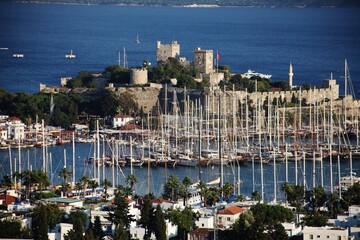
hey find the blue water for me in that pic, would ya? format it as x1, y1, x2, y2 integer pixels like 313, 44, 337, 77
0, 142, 359, 203
0, 3, 359, 95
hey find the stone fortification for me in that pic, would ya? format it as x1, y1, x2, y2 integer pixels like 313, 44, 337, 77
108, 78, 340, 116
156, 40, 180, 62
130, 68, 148, 85
111, 84, 162, 113
194, 48, 213, 77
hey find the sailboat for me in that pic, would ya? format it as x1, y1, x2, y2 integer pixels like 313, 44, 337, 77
65, 50, 76, 59
135, 34, 140, 44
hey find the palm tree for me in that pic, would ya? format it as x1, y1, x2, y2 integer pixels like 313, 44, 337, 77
60, 182, 72, 197
125, 174, 138, 196
222, 182, 234, 200
251, 190, 261, 202
166, 175, 180, 201
102, 178, 112, 200
59, 167, 70, 184
197, 180, 208, 207
79, 176, 90, 198
182, 176, 192, 206
15, 170, 35, 199
280, 182, 292, 205
36, 169, 50, 192
74, 181, 83, 197
88, 179, 99, 199
0, 175, 13, 190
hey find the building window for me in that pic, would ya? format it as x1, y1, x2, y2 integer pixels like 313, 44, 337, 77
227, 217, 231, 221
337, 237, 341, 240
202, 224, 204, 227
310, 235, 313, 239
317, 236, 320, 238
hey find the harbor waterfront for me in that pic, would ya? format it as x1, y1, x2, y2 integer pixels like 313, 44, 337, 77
0, 132, 359, 203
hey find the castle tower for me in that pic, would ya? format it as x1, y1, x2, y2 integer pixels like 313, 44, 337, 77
130, 68, 148, 85
156, 40, 180, 63
289, 62, 293, 89
194, 48, 213, 77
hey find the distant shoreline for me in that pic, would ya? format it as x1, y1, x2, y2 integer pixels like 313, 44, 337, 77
9, 1, 354, 8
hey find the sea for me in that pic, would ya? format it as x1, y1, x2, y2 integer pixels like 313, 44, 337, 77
0, 2, 360, 202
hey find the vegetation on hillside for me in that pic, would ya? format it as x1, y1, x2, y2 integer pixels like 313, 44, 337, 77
14, 0, 360, 7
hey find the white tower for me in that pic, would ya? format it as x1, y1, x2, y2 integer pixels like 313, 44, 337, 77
289, 62, 293, 89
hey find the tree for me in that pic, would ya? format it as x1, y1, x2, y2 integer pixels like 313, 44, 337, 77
67, 210, 88, 230
301, 211, 328, 227
108, 187, 134, 230
139, 193, 155, 239
79, 176, 90, 198
342, 182, 360, 207
36, 169, 50, 192
15, 170, 35, 199
59, 167, 70, 184
222, 182, 235, 200
113, 223, 128, 240
32, 204, 49, 240
93, 216, 104, 240
182, 176, 192, 206
101, 178, 112, 200
125, 174, 138, 196
0, 175, 13, 189
88, 179, 99, 199
197, 180, 208, 207
168, 207, 194, 240
153, 204, 167, 240
163, 174, 182, 201
0, 218, 23, 238
60, 182, 72, 197
64, 217, 84, 240
251, 190, 261, 202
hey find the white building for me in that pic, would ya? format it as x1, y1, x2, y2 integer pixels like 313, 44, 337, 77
6, 116, 25, 140
130, 220, 178, 240
152, 198, 181, 211
112, 114, 135, 128
195, 215, 214, 229
0, 127, 7, 141
217, 205, 246, 229
90, 210, 114, 235
302, 226, 353, 240
48, 223, 73, 240
281, 222, 302, 237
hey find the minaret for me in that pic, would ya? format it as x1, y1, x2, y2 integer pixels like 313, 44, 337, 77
289, 62, 293, 89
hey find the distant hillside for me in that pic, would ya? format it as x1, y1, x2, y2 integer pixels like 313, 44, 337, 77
12, 0, 360, 7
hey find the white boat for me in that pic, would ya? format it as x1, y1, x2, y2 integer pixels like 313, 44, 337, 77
65, 50, 76, 59
340, 172, 360, 189
241, 69, 272, 79
0, 47, 9, 50
135, 34, 140, 44
13, 54, 24, 58
175, 155, 198, 167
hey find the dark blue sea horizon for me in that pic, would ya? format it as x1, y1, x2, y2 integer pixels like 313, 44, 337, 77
0, 2, 359, 96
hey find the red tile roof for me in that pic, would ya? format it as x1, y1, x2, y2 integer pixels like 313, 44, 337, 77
218, 205, 245, 215
7, 116, 21, 121
114, 114, 133, 119
152, 198, 171, 204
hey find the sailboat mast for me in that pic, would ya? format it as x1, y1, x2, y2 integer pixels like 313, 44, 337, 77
218, 95, 223, 197
72, 132, 75, 186
198, 99, 202, 182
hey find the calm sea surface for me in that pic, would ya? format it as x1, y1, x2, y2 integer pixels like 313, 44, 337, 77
0, 3, 359, 95
0, 3, 360, 201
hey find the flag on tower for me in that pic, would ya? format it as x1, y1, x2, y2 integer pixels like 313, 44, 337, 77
217, 51, 220, 64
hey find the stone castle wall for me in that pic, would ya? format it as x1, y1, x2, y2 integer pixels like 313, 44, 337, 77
130, 68, 148, 85
156, 41, 180, 62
